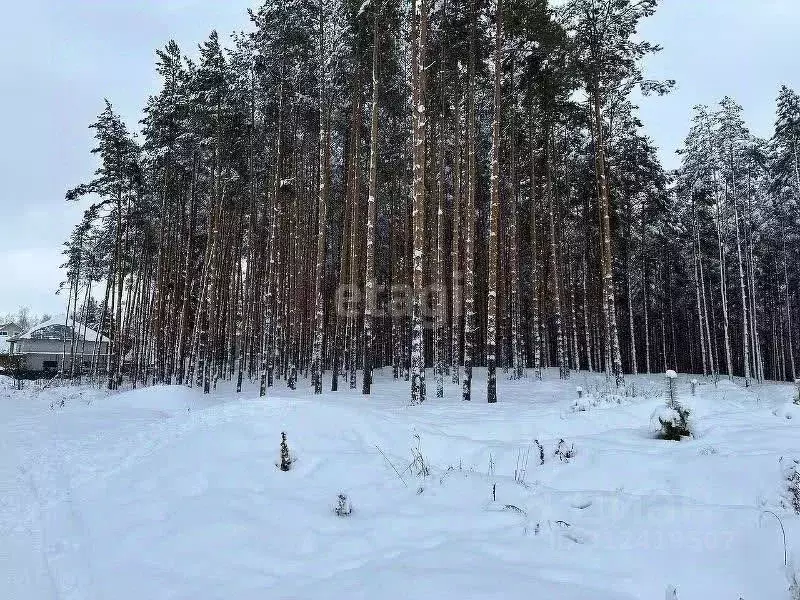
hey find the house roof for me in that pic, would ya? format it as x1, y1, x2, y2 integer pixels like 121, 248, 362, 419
17, 315, 110, 343
0, 323, 22, 331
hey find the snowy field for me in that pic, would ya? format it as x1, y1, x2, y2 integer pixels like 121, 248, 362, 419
2, 369, 800, 599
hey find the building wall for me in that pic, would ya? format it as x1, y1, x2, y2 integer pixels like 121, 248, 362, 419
14, 339, 70, 354
15, 341, 109, 372
0, 326, 22, 354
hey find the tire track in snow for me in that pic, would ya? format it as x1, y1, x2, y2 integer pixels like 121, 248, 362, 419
0, 416, 60, 600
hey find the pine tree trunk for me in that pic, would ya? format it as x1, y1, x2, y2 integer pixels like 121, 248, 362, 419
692, 195, 708, 376
643, 263, 651, 374
731, 172, 751, 385
451, 97, 462, 385
715, 198, 733, 380
546, 132, 566, 380
410, 0, 429, 405
625, 190, 638, 375
591, 89, 623, 386
434, 121, 445, 398
262, 80, 285, 396
108, 189, 124, 390
462, 0, 477, 402
363, 18, 380, 395
529, 104, 542, 379
582, 250, 593, 372
508, 67, 522, 379
783, 228, 796, 380
312, 85, 330, 394
486, 0, 502, 404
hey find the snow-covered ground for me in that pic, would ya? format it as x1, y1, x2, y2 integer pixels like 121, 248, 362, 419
2, 369, 799, 599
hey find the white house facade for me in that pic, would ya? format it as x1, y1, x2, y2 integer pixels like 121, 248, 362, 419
0, 323, 23, 354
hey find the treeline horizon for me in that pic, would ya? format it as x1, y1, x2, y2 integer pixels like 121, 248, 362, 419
59, 0, 800, 402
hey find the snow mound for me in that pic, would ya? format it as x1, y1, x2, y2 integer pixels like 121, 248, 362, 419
773, 401, 800, 421
571, 393, 622, 412
714, 378, 742, 392
107, 384, 224, 416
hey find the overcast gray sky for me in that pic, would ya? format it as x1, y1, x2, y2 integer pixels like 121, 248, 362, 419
0, 0, 798, 317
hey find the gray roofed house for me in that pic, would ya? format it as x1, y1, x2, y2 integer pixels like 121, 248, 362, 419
8, 315, 110, 374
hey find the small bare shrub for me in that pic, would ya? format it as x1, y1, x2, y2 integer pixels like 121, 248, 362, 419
410, 434, 430, 477
334, 493, 352, 517
278, 432, 293, 471
782, 458, 800, 515
788, 560, 800, 600
554, 439, 575, 463
514, 446, 531, 485
535, 439, 544, 465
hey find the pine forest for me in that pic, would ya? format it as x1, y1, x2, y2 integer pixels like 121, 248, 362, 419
61, 0, 800, 402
